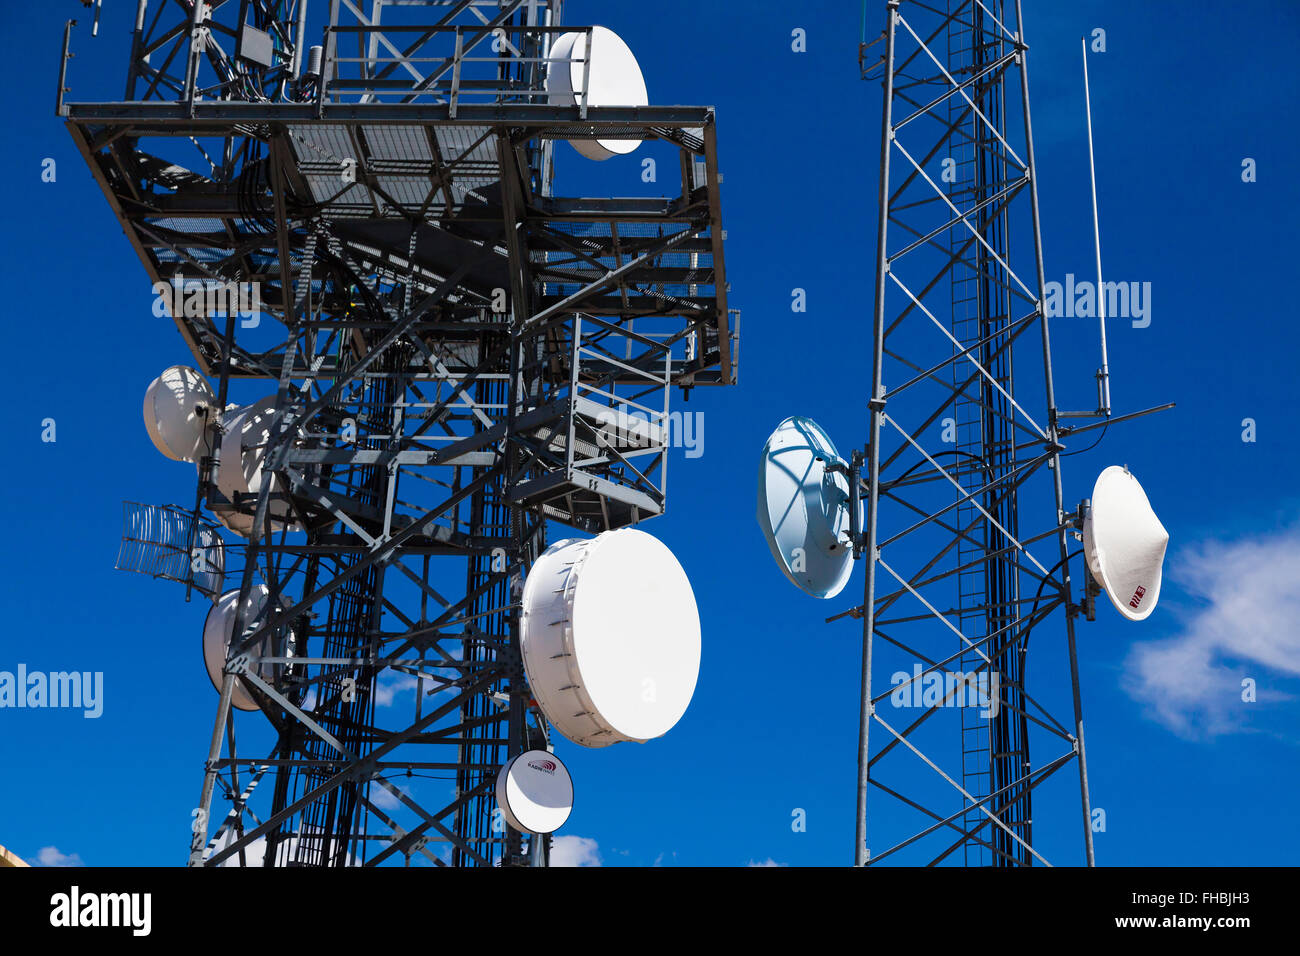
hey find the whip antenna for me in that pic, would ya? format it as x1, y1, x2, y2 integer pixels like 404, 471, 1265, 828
1083, 36, 1112, 416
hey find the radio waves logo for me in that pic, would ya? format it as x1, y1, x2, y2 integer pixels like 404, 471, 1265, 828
527, 759, 557, 775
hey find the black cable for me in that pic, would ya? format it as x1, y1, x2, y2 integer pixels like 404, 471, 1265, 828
1061, 419, 1109, 458
1021, 547, 1084, 654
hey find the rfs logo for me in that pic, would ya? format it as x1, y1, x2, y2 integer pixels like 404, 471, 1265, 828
1129, 585, 1147, 609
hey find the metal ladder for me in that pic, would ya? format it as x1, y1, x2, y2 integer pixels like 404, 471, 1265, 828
948, 0, 993, 868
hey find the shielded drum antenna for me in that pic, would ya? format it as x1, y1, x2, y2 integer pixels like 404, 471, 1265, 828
519, 529, 702, 748
546, 26, 649, 160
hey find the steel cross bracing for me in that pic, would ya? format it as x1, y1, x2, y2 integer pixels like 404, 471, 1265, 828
64, 0, 736, 866
852, 0, 1094, 867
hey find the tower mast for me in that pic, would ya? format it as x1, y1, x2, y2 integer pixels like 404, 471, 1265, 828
855, 0, 1094, 866
68, 0, 735, 866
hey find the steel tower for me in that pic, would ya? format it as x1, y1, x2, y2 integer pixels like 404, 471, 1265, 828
852, 0, 1098, 866
64, 0, 734, 866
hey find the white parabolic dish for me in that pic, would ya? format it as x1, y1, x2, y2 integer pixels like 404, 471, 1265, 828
143, 366, 216, 463
520, 528, 701, 748
494, 750, 574, 835
757, 416, 860, 600
1082, 465, 1169, 622
545, 26, 648, 161
202, 585, 291, 712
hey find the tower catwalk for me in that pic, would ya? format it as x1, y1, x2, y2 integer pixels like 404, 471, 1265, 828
66, 0, 734, 866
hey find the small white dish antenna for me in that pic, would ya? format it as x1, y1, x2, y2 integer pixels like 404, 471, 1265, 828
1082, 465, 1169, 621
202, 585, 293, 711
212, 396, 300, 536
757, 416, 860, 599
143, 366, 216, 463
520, 528, 700, 748
494, 750, 574, 835
545, 26, 648, 161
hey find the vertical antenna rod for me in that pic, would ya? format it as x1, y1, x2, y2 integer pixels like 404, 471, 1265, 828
1082, 36, 1111, 416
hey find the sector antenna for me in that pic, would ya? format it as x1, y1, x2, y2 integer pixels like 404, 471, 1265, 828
67, 3, 737, 867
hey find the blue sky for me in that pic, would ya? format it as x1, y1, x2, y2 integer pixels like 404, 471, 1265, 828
1, 0, 1297, 867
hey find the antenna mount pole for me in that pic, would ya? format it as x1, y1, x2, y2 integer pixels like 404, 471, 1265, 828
855, 0, 899, 868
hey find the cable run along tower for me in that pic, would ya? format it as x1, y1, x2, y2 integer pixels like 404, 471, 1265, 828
62, 0, 735, 866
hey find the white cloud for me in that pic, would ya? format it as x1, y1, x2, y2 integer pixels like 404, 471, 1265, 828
747, 858, 784, 867
373, 670, 451, 708
369, 781, 408, 812
550, 835, 601, 867
33, 846, 83, 867
1124, 524, 1300, 737
374, 672, 419, 708
213, 828, 278, 867
215, 830, 364, 867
